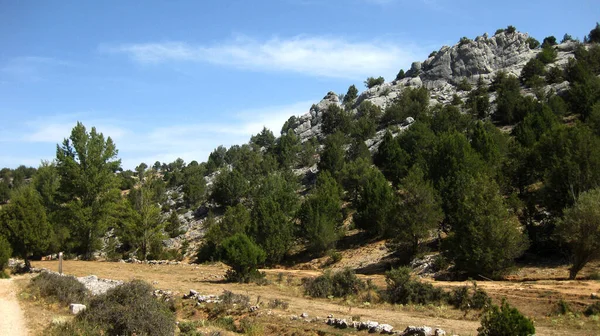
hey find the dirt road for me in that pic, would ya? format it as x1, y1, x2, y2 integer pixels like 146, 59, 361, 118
0, 278, 28, 336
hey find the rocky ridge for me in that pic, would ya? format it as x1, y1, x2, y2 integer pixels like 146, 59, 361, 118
166, 30, 581, 254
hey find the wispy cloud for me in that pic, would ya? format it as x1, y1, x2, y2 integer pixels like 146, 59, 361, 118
101, 35, 422, 79
6, 101, 312, 169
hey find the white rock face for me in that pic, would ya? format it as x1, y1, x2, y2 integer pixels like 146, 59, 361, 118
77, 275, 123, 296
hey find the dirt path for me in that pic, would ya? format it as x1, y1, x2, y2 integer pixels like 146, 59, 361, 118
0, 278, 28, 336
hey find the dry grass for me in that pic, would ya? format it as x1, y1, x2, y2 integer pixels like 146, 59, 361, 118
27, 259, 600, 335
13, 274, 74, 335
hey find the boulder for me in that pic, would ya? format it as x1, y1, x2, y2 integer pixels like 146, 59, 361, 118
69, 303, 86, 314
403, 326, 433, 336
434, 328, 447, 336
380, 324, 394, 334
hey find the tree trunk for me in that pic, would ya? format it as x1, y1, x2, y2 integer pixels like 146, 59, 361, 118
569, 254, 590, 280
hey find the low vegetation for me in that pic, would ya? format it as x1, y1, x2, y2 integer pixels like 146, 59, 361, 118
30, 272, 89, 306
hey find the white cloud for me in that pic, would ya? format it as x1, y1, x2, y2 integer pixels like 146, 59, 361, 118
102, 35, 422, 79
10, 101, 312, 169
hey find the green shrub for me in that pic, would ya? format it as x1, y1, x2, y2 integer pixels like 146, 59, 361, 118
562, 34, 574, 43
585, 302, 600, 316
75, 280, 175, 336
429, 51, 438, 58
478, 300, 535, 336
326, 250, 342, 265
449, 283, 492, 310
0, 236, 11, 272
555, 299, 573, 315
457, 78, 473, 91
495, 28, 505, 35
542, 36, 557, 48
178, 321, 203, 336
365, 76, 385, 88
506, 25, 517, 34
537, 45, 557, 64
30, 272, 89, 306
459, 37, 472, 46
384, 267, 445, 305
546, 66, 564, 84
396, 69, 406, 81
303, 268, 366, 298
526, 37, 540, 49
219, 233, 266, 283
520, 58, 546, 85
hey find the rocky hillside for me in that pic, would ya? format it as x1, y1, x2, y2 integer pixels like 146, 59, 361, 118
167, 29, 587, 256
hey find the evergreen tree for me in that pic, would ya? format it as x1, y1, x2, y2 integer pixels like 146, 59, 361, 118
0, 185, 51, 269
556, 188, 600, 279
321, 104, 351, 135
249, 173, 299, 264
343, 84, 359, 105
220, 233, 266, 283
299, 171, 343, 254
353, 166, 395, 237
389, 166, 442, 257
182, 163, 206, 207
250, 127, 276, 150
211, 168, 250, 207
124, 173, 165, 260
443, 174, 528, 277
55, 122, 121, 259
318, 131, 347, 177
373, 131, 410, 185
274, 129, 300, 168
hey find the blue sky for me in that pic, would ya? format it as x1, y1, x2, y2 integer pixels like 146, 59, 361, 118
0, 0, 597, 169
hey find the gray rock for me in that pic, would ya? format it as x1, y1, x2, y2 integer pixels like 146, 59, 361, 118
380, 324, 394, 334
69, 303, 86, 314
402, 326, 433, 336
300, 312, 309, 318
434, 328, 447, 336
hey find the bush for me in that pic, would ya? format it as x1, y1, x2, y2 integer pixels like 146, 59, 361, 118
268, 298, 289, 310
506, 25, 517, 34
542, 36, 557, 48
30, 272, 89, 306
459, 37, 472, 46
457, 78, 473, 91
495, 28, 505, 35
585, 302, 600, 316
0, 236, 11, 272
448, 283, 492, 310
220, 290, 250, 306
219, 233, 266, 283
537, 45, 557, 64
546, 66, 564, 84
526, 37, 540, 49
303, 268, 366, 298
364, 76, 385, 88
478, 300, 535, 336
555, 299, 573, 315
520, 58, 546, 85
384, 267, 445, 305
75, 280, 175, 336
396, 69, 406, 81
